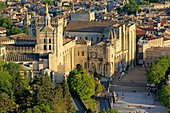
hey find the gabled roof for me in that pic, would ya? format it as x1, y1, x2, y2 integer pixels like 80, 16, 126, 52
40, 26, 54, 32
9, 33, 36, 41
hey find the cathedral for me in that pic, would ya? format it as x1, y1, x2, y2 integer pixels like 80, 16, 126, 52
1, 4, 136, 80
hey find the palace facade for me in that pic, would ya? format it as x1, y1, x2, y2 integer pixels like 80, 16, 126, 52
1, 5, 136, 79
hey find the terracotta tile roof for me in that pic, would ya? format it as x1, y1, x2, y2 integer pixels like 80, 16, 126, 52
9, 33, 36, 41
136, 31, 146, 36
0, 27, 6, 31
0, 37, 12, 42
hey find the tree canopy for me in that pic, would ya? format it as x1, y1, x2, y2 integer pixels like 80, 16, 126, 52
68, 65, 95, 99
158, 84, 170, 110
0, 16, 29, 36
146, 56, 170, 85
44, 0, 54, 5
0, 61, 75, 113
122, 0, 139, 15
146, 56, 170, 110
0, 2, 7, 12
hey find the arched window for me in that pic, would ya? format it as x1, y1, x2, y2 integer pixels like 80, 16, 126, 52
49, 45, 51, 50
97, 37, 99, 41
82, 51, 84, 56
44, 39, 46, 43
44, 45, 47, 50
49, 39, 51, 43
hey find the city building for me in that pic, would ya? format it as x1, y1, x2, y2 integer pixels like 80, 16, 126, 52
2, 4, 136, 83
145, 47, 170, 68
70, 10, 95, 21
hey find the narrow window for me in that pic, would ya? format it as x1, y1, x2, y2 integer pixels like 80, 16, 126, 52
44, 45, 47, 50
49, 39, 51, 43
44, 39, 46, 43
97, 37, 99, 41
49, 45, 51, 50
78, 52, 79, 56
82, 51, 84, 56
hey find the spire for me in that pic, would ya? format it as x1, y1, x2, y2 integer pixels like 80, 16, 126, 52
108, 29, 114, 39
71, 0, 75, 13
45, 4, 51, 26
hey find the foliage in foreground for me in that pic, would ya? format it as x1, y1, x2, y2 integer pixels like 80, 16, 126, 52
146, 56, 170, 85
68, 65, 95, 99
158, 84, 170, 110
99, 109, 119, 113
0, 61, 75, 113
146, 56, 170, 110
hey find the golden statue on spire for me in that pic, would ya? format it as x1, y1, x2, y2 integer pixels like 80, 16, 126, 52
45, 4, 49, 16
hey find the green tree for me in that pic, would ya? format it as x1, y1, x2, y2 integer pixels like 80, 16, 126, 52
32, 104, 53, 113
146, 56, 169, 84
94, 79, 104, 96
122, 0, 139, 15
23, 26, 29, 35
3, 61, 21, 77
0, 2, 7, 12
11, 26, 23, 35
0, 16, 12, 29
68, 65, 95, 99
141, 0, 150, 5
0, 93, 16, 112
158, 85, 170, 110
30, 75, 54, 106
0, 71, 13, 97
61, 80, 76, 112
105, 109, 119, 113
44, 0, 54, 5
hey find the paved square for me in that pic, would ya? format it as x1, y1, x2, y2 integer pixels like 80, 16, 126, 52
114, 92, 167, 113
109, 67, 168, 113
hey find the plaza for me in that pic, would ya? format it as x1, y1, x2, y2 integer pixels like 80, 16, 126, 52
109, 67, 168, 113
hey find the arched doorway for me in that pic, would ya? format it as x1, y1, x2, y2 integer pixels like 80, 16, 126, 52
84, 62, 87, 69
90, 62, 96, 73
104, 63, 110, 77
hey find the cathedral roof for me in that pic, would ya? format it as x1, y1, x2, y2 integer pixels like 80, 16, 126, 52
40, 26, 54, 32
63, 38, 72, 45
65, 21, 119, 33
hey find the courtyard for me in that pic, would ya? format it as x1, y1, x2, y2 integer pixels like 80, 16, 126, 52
109, 67, 168, 113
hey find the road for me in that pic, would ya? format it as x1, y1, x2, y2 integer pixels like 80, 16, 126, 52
99, 97, 110, 112
72, 95, 87, 113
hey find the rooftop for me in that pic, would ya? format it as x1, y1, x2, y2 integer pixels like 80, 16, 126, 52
65, 21, 119, 32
